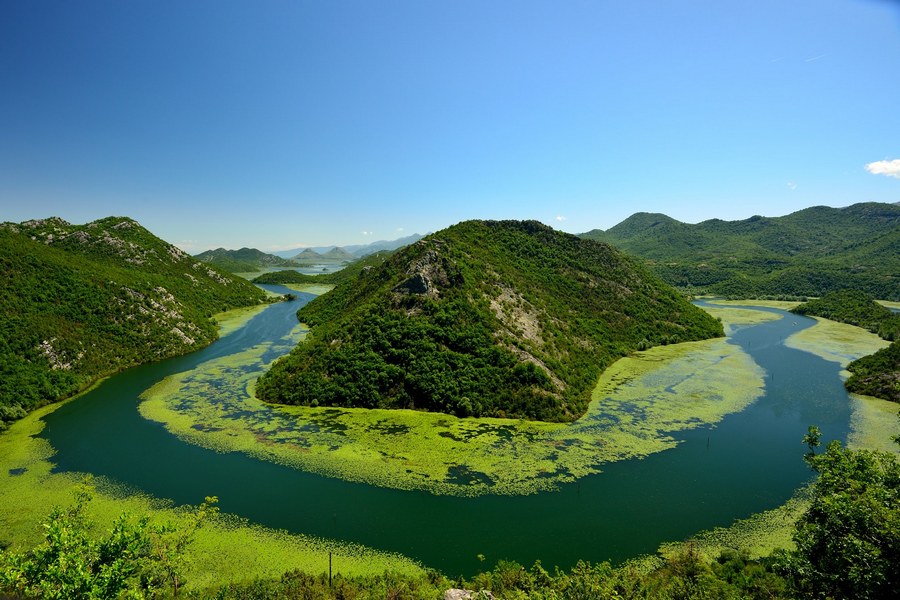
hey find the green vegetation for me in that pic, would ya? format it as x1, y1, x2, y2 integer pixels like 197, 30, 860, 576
0, 217, 268, 430
582, 202, 900, 300
194, 247, 301, 274
792, 290, 900, 340
783, 317, 889, 370
779, 435, 900, 599
257, 220, 723, 422
0, 404, 424, 595
0, 482, 218, 599
792, 291, 900, 402
140, 309, 762, 496
5, 434, 899, 599
846, 343, 900, 403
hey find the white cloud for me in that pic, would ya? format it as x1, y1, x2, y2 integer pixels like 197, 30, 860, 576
865, 159, 900, 179
396, 227, 405, 232
361, 231, 373, 236
555, 215, 567, 222
787, 181, 797, 190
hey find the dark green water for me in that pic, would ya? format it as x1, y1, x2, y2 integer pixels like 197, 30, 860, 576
41, 292, 851, 575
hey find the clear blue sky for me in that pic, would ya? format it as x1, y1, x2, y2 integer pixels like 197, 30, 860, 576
2, 0, 898, 252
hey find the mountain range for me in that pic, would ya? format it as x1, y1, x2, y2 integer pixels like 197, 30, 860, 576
581, 202, 899, 300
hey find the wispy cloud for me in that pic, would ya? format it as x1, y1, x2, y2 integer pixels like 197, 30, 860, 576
865, 159, 900, 179
361, 231, 373, 236
555, 215, 567, 222
396, 227, 405, 233
266, 242, 308, 251
804, 53, 828, 63
787, 181, 797, 190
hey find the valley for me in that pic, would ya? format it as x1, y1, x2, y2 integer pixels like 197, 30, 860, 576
1, 212, 898, 597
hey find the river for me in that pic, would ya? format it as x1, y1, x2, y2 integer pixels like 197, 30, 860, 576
40, 289, 850, 575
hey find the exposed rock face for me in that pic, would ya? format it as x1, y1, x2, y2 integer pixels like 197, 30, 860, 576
393, 272, 430, 295
443, 589, 494, 600
391, 240, 460, 299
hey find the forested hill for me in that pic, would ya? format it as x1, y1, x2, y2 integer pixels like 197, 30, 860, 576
256, 220, 723, 422
581, 202, 900, 300
194, 247, 299, 273
0, 217, 268, 429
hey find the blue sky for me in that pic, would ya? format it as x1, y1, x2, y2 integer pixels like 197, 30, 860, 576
2, 0, 898, 252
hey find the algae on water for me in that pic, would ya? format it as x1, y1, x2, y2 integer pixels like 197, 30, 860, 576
139, 306, 767, 496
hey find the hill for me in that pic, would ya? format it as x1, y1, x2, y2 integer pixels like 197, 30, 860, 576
291, 247, 356, 265
0, 217, 269, 429
256, 220, 723, 422
252, 251, 394, 287
581, 202, 900, 300
194, 247, 298, 273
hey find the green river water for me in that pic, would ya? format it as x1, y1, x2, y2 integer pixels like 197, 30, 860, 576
40, 289, 850, 575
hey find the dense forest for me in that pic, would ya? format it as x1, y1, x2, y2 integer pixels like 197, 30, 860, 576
581, 202, 900, 300
791, 291, 900, 403
3, 433, 897, 599
0, 217, 268, 430
256, 220, 723, 422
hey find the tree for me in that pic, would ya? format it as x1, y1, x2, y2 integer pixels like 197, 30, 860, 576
785, 439, 900, 599
0, 481, 217, 599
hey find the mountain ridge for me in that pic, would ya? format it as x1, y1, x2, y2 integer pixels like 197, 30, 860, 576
581, 202, 900, 299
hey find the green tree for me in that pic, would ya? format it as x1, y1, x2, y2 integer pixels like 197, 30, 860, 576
0, 483, 217, 599
785, 439, 900, 599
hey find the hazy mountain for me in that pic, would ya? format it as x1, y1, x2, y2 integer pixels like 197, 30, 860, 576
273, 233, 425, 260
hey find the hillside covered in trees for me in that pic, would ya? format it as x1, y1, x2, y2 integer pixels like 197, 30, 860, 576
0, 217, 268, 429
194, 247, 301, 273
581, 202, 900, 300
256, 220, 723, 422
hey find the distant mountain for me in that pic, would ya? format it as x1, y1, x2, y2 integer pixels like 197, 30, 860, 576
350, 233, 426, 257
581, 202, 900, 300
273, 233, 425, 260
256, 220, 722, 422
0, 216, 268, 429
292, 248, 324, 261
195, 247, 298, 273
321, 247, 355, 261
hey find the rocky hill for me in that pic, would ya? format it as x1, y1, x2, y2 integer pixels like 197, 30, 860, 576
0, 216, 269, 429
581, 202, 900, 300
256, 220, 723, 422
194, 247, 299, 273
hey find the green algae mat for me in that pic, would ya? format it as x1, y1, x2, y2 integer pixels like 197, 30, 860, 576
139, 304, 769, 496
